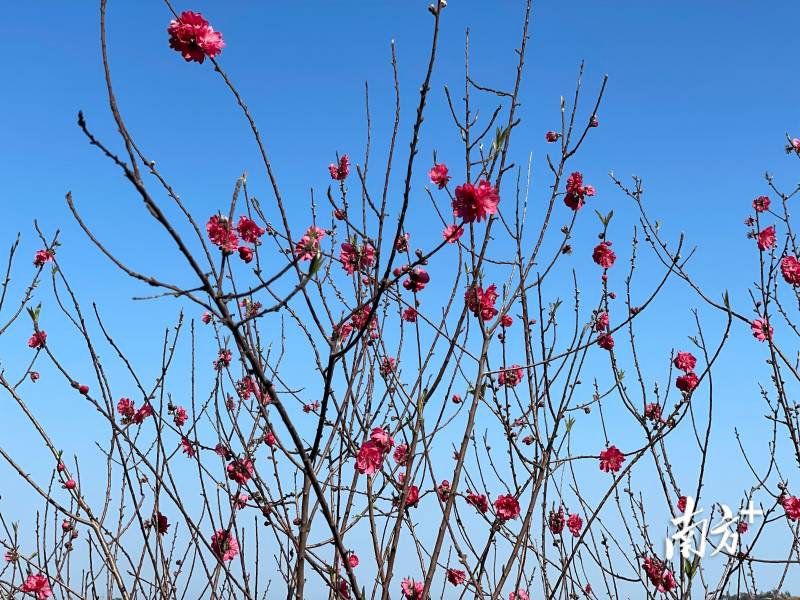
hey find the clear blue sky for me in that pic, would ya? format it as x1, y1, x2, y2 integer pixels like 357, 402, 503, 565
3, 1, 800, 595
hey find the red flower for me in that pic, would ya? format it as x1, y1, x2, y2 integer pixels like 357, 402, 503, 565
395, 233, 410, 253
64, 479, 77, 490
294, 225, 326, 261
447, 568, 466, 586
752, 195, 771, 213
453, 180, 500, 223
20, 573, 52, 599
78, 384, 90, 394
494, 494, 521, 521
545, 130, 560, 142
500, 314, 513, 327
644, 402, 661, 421
676, 372, 699, 393
402, 308, 418, 323
339, 241, 375, 275
238, 246, 254, 263
156, 512, 170, 534
329, 155, 350, 181
393, 443, 409, 465
206, 215, 238, 253
379, 357, 397, 378
180, 437, 196, 458
173, 406, 188, 427
400, 578, 424, 600
214, 349, 232, 371
673, 351, 697, 373
751, 318, 773, 342
355, 440, 384, 475
757, 225, 776, 250
592, 241, 616, 268
236, 216, 265, 243
737, 521, 748, 534
783, 495, 800, 520
429, 163, 451, 189
599, 445, 625, 473
567, 513, 583, 536
33, 249, 54, 267
168, 11, 224, 63
117, 397, 136, 422
589, 115, 600, 127
210, 529, 239, 562
466, 491, 489, 514
370, 427, 394, 452
564, 171, 595, 210
27, 331, 46, 349
594, 311, 609, 332
265, 431, 276, 447
403, 267, 431, 293
437, 480, 451, 502
781, 256, 800, 286
597, 333, 614, 351
403, 485, 420, 508
348, 553, 359, 568
227, 457, 254, 485
443, 224, 464, 244
465, 284, 499, 321
642, 555, 676, 593
548, 507, 565, 534
498, 365, 524, 388
677, 496, 687, 512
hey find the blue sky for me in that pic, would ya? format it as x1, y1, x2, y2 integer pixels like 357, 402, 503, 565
3, 1, 800, 595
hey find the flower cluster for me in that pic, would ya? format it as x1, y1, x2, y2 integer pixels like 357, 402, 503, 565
465, 284, 499, 321
340, 241, 376, 276
564, 171, 595, 210
329, 155, 350, 181
673, 351, 699, 393
355, 427, 395, 475
227, 457, 254, 485
116, 397, 154, 425
642, 555, 676, 593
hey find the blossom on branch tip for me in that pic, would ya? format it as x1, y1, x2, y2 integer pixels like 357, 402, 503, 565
168, 11, 224, 63
429, 163, 451, 188
329, 155, 350, 181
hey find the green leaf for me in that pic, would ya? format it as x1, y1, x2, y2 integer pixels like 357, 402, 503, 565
565, 417, 575, 433
309, 255, 323, 276
27, 303, 42, 324
684, 556, 700, 579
